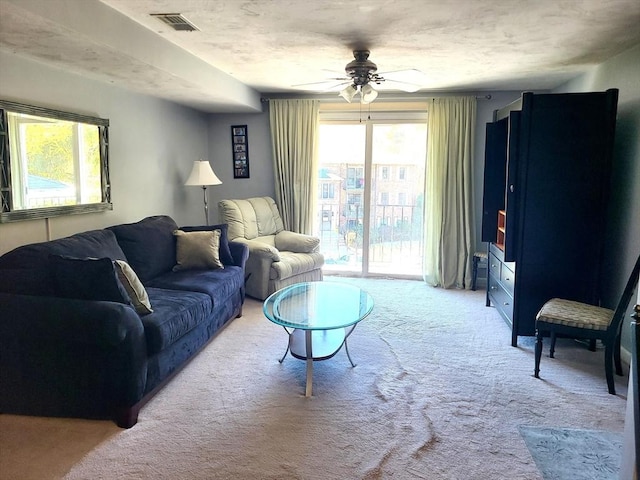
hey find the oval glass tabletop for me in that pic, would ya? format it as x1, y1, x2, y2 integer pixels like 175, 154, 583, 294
263, 281, 374, 330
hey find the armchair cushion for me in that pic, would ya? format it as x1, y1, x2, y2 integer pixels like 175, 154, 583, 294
275, 231, 320, 253
219, 197, 284, 240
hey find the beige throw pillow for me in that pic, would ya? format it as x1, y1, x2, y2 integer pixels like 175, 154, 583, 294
114, 260, 153, 315
173, 229, 224, 271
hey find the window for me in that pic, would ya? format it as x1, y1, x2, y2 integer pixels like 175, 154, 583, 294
399, 167, 406, 180
347, 167, 364, 189
348, 193, 362, 205
0, 100, 111, 223
321, 183, 335, 199
398, 192, 406, 205
381, 166, 389, 180
380, 192, 389, 205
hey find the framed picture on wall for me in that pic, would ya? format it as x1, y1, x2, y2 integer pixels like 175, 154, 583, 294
231, 125, 249, 178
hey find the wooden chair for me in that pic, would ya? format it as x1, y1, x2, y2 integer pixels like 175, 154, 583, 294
471, 251, 487, 291
534, 253, 640, 395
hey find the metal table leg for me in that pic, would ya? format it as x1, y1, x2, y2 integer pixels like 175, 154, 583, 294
305, 330, 313, 397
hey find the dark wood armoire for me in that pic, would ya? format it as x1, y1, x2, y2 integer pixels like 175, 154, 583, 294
481, 89, 619, 346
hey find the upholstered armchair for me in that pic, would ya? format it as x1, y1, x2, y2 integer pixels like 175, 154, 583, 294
218, 197, 324, 300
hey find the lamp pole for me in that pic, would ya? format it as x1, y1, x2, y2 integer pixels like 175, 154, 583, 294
201, 185, 209, 225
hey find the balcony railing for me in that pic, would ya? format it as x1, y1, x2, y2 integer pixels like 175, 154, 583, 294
316, 201, 423, 276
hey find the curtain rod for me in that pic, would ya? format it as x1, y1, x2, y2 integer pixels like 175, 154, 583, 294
260, 94, 492, 103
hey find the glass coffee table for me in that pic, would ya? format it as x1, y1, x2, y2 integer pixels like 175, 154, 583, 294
263, 281, 374, 397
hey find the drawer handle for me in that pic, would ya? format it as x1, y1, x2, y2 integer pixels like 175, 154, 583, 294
503, 302, 510, 306
505, 277, 511, 281
491, 264, 498, 268
490, 286, 497, 291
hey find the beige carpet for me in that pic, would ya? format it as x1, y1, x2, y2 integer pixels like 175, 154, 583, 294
0, 278, 629, 480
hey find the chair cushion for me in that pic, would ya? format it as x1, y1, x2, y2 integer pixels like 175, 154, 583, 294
536, 298, 614, 331
219, 197, 284, 240
270, 251, 325, 281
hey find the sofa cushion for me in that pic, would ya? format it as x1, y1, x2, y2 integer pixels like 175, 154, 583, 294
108, 216, 178, 283
114, 260, 153, 315
179, 224, 234, 266
0, 268, 56, 296
148, 265, 245, 309
142, 288, 212, 355
173, 230, 224, 271
270, 251, 325, 280
50, 255, 132, 305
0, 229, 127, 270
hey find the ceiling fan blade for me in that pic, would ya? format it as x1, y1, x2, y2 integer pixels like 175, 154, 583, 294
378, 68, 428, 83
374, 79, 422, 93
292, 80, 351, 91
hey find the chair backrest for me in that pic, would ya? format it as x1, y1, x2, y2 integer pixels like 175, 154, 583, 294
218, 197, 285, 241
610, 253, 640, 337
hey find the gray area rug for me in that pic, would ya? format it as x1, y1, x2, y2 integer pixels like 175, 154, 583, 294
519, 426, 623, 480
0, 277, 629, 480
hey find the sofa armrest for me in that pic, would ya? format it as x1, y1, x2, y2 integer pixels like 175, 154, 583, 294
0, 293, 147, 420
228, 241, 249, 269
275, 230, 320, 253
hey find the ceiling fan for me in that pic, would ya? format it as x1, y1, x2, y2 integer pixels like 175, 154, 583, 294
294, 50, 426, 104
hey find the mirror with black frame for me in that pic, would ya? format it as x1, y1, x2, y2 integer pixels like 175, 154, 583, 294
0, 100, 111, 223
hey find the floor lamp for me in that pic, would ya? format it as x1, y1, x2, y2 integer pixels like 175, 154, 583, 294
185, 160, 222, 225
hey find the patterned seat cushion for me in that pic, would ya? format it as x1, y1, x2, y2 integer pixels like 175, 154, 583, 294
536, 298, 614, 331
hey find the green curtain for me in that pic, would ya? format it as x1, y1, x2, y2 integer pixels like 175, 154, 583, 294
268, 99, 320, 233
423, 96, 477, 288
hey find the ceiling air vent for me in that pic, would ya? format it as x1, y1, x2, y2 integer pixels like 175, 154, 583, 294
150, 13, 199, 32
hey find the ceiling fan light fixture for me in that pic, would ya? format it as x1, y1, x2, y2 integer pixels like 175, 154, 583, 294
360, 84, 378, 104
339, 84, 358, 103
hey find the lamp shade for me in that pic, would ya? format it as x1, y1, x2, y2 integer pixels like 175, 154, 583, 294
185, 160, 222, 186
360, 84, 379, 104
339, 84, 358, 103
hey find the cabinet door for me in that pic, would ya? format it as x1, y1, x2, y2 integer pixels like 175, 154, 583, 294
517, 90, 618, 308
481, 118, 508, 243
504, 111, 521, 262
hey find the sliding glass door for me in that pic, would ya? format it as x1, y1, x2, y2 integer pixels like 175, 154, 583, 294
369, 123, 426, 275
315, 116, 427, 277
316, 123, 366, 273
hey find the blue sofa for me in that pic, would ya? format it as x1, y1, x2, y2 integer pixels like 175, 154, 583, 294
0, 215, 248, 427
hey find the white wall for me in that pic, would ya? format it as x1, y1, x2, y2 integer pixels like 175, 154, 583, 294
0, 51, 211, 254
